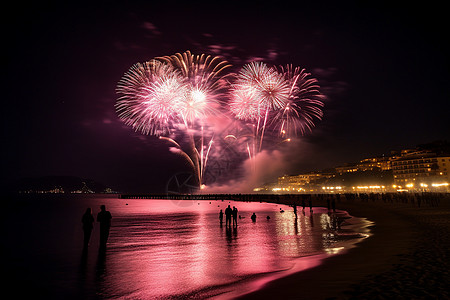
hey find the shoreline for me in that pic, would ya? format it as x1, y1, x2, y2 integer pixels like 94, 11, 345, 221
213, 209, 372, 300
7, 193, 449, 298
237, 195, 450, 299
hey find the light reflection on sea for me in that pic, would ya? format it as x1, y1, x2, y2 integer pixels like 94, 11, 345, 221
4, 195, 370, 299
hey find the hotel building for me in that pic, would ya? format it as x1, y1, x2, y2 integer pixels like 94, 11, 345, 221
268, 144, 449, 193
391, 149, 450, 189
276, 173, 326, 192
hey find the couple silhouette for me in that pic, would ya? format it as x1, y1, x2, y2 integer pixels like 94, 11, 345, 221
82, 205, 112, 248
223, 205, 238, 226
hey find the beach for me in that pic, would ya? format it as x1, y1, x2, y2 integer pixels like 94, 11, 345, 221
4, 193, 449, 299
4, 195, 369, 299
239, 194, 450, 299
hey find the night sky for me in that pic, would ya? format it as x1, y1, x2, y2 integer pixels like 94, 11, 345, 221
3, 1, 450, 192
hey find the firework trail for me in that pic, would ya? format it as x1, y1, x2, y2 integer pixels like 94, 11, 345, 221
156, 51, 232, 186
273, 65, 325, 137
156, 51, 231, 91
116, 51, 324, 191
228, 62, 324, 177
116, 51, 231, 187
230, 61, 290, 162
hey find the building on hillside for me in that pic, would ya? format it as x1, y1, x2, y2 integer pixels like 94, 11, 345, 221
357, 156, 392, 171
335, 164, 358, 175
276, 172, 324, 192
391, 152, 450, 190
336, 155, 394, 175
267, 143, 450, 193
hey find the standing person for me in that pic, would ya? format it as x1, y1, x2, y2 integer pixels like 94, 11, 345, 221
219, 209, 224, 224
232, 206, 238, 226
97, 205, 112, 247
225, 205, 232, 227
81, 208, 94, 248
251, 213, 257, 222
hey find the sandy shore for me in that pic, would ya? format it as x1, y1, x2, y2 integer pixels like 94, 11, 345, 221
238, 194, 450, 299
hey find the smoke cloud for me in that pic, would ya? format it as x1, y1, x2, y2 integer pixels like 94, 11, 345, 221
203, 149, 288, 193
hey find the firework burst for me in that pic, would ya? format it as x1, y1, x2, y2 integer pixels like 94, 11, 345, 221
156, 51, 232, 89
116, 52, 233, 188
116, 52, 325, 191
115, 60, 187, 135
235, 62, 290, 110
156, 51, 232, 123
229, 88, 262, 121
273, 65, 325, 137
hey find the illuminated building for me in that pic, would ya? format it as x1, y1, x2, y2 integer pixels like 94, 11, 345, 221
267, 142, 449, 193
335, 164, 358, 174
336, 156, 392, 175
358, 156, 392, 171
277, 173, 325, 192
391, 150, 450, 189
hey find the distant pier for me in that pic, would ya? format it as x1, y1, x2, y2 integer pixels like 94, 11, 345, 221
119, 192, 446, 208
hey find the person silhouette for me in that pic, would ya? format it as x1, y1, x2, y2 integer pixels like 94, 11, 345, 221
82, 208, 94, 248
251, 213, 257, 222
232, 207, 238, 226
97, 205, 112, 247
225, 205, 232, 227
219, 209, 224, 224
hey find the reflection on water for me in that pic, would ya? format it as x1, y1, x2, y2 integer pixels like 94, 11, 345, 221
4, 196, 369, 299
82, 199, 367, 299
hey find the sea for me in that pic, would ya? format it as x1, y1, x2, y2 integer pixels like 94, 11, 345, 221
3, 194, 371, 299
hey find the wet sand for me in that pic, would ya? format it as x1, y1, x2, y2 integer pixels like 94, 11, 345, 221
239, 195, 450, 299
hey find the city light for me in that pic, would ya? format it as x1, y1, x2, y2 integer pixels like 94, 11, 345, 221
432, 182, 449, 187
322, 186, 342, 191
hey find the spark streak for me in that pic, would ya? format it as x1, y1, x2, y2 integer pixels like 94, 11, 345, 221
116, 52, 325, 190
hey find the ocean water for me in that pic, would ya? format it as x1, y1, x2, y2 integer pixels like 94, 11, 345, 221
3, 195, 370, 299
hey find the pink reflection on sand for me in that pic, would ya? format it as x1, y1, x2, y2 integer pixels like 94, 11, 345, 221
213, 253, 331, 300
96, 199, 368, 299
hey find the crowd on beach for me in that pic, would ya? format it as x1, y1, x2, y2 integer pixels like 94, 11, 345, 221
85, 192, 447, 248
218, 204, 278, 226
219, 205, 239, 226
80, 192, 449, 298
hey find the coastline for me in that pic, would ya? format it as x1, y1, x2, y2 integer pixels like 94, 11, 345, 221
237, 194, 450, 299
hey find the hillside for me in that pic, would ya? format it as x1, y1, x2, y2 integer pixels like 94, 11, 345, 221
10, 176, 114, 193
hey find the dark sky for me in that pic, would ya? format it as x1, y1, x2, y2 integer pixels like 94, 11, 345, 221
3, 1, 450, 192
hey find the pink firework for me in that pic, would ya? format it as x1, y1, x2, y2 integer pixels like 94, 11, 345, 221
156, 51, 232, 125
156, 50, 232, 91
180, 86, 220, 124
116, 52, 326, 188
116, 52, 232, 188
230, 62, 290, 153
235, 62, 290, 110
115, 60, 187, 135
273, 65, 325, 136
229, 87, 262, 121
